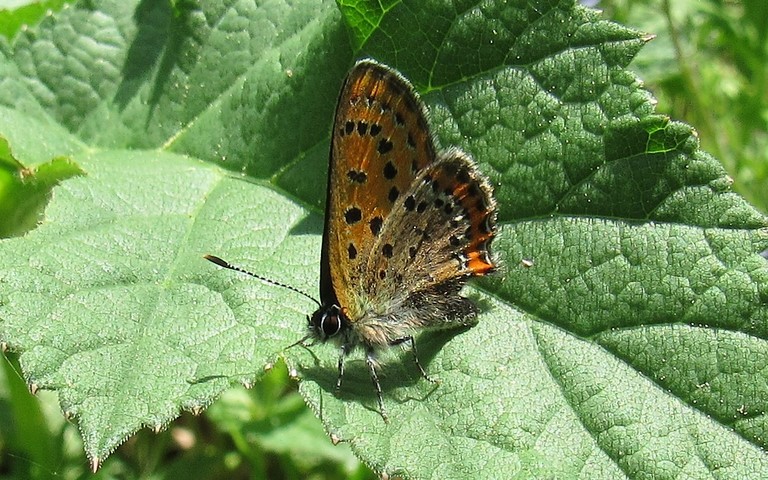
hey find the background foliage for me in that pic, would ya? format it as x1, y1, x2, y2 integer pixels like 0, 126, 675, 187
603, 0, 768, 213
0, 0, 766, 479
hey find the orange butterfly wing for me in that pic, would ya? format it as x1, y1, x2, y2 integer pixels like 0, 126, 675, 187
321, 60, 436, 319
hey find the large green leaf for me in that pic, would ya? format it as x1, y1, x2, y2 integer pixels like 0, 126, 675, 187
1, 0, 767, 478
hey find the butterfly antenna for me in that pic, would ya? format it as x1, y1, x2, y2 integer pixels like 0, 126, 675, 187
204, 254, 320, 307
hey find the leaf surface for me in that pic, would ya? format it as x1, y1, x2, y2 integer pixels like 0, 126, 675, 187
0, 0, 767, 477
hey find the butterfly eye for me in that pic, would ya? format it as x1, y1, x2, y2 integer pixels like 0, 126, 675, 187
320, 311, 342, 338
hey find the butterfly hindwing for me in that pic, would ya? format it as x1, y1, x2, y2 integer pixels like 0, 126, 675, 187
361, 149, 497, 340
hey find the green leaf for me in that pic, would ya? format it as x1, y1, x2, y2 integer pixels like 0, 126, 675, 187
1, 0, 767, 478
0, 136, 84, 237
335, 0, 397, 51
0, 0, 68, 41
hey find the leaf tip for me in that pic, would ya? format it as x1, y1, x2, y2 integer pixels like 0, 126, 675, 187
90, 457, 101, 473
28, 382, 39, 395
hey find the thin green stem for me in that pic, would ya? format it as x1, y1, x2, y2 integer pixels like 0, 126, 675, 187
662, 0, 727, 164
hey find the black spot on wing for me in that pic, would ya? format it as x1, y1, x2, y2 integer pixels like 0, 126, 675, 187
345, 207, 362, 224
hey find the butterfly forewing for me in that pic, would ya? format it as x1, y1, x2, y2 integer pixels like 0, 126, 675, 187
326, 61, 437, 318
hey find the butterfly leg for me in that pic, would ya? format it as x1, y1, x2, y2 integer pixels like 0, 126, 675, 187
391, 336, 437, 383
335, 344, 349, 393
366, 349, 388, 422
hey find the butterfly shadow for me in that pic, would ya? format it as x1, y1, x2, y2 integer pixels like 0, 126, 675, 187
298, 325, 474, 414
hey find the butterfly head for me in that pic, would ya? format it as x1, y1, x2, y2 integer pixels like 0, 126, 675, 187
309, 303, 348, 342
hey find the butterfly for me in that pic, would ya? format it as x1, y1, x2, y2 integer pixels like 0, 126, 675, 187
207, 59, 497, 420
